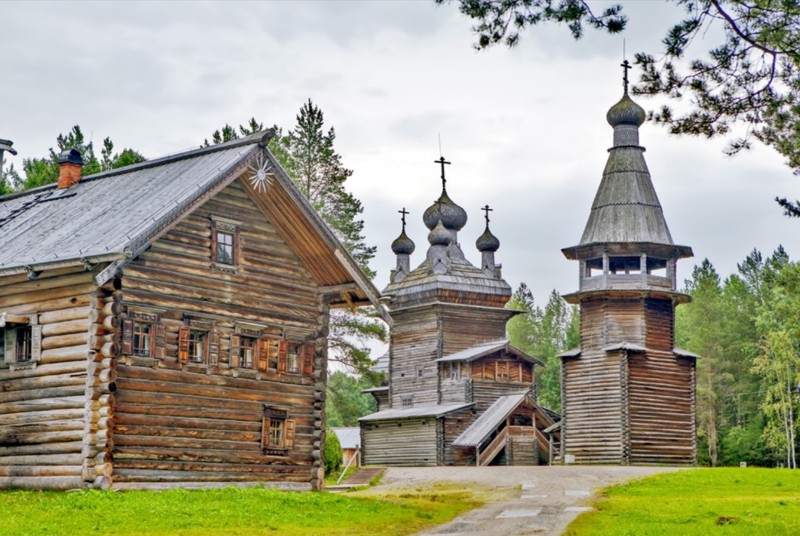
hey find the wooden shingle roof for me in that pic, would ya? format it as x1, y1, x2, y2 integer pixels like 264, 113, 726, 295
0, 132, 381, 311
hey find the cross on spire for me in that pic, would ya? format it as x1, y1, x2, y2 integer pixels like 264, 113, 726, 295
481, 204, 493, 227
621, 59, 631, 94
434, 156, 451, 190
398, 207, 409, 231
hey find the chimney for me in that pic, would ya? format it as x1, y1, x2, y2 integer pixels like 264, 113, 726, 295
57, 149, 84, 189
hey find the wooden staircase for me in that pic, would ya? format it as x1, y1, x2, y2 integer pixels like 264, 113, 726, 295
477, 427, 508, 466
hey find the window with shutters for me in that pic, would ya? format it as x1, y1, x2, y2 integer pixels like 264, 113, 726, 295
1, 314, 41, 366
261, 406, 294, 455
132, 321, 153, 357
122, 310, 161, 359
178, 318, 218, 366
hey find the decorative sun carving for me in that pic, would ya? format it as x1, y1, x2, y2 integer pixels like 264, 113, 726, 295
248, 151, 275, 193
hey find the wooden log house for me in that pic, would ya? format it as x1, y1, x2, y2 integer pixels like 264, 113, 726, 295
360, 167, 557, 466
0, 132, 382, 490
557, 68, 698, 465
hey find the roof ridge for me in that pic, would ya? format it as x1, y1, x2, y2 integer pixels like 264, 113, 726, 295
0, 130, 274, 204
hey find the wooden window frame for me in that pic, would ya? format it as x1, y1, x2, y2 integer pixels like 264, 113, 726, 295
210, 219, 240, 270
3, 314, 42, 367
132, 320, 154, 357
188, 329, 208, 364
238, 335, 258, 369
261, 406, 294, 455
286, 343, 301, 374
178, 318, 218, 366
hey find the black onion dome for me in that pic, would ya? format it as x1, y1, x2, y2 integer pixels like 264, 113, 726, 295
391, 230, 415, 255
428, 220, 452, 246
476, 227, 500, 252
606, 92, 646, 128
423, 190, 468, 231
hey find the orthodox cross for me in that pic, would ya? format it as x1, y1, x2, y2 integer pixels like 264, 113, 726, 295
434, 156, 451, 189
621, 59, 631, 94
482, 204, 493, 226
398, 207, 409, 232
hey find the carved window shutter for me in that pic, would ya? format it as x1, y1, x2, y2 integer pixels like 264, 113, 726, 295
209, 331, 220, 365
277, 340, 288, 374
121, 319, 133, 355
154, 324, 167, 359
230, 335, 241, 367
3, 329, 15, 364
30, 324, 42, 362
285, 419, 295, 449
260, 416, 270, 449
257, 339, 269, 371
178, 327, 190, 363
302, 343, 315, 376
210, 224, 218, 263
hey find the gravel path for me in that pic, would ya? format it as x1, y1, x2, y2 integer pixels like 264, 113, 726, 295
371, 466, 681, 536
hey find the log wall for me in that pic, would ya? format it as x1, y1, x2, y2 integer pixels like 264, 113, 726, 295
628, 299, 695, 464
562, 296, 696, 465
389, 307, 440, 408
361, 417, 438, 466
0, 266, 104, 490
111, 179, 327, 489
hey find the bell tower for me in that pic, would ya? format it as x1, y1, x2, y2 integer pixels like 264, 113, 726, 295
559, 63, 697, 465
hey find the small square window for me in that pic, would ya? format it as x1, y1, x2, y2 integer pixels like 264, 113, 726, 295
188, 330, 208, 363
132, 321, 153, 357
402, 396, 413, 407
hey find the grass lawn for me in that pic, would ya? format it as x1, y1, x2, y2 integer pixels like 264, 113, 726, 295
565, 467, 800, 536
0, 484, 482, 536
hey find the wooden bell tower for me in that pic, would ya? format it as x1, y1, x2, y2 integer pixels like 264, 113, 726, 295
559, 64, 697, 465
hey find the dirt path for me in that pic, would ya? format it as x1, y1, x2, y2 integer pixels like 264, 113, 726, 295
371, 466, 680, 536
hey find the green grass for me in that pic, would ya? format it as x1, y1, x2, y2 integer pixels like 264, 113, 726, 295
0, 484, 482, 536
565, 468, 800, 536
323, 465, 357, 486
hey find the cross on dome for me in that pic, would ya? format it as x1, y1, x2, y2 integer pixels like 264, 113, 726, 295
434, 156, 451, 190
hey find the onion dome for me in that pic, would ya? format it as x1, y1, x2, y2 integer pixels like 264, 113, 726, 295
606, 92, 646, 128
476, 227, 500, 253
428, 220, 452, 246
423, 190, 468, 231
391, 230, 415, 255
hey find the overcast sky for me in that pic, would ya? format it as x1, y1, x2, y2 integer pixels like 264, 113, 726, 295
3, 1, 799, 324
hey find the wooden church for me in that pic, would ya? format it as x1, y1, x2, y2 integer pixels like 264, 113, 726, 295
0, 131, 381, 490
557, 65, 698, 465
360, 161, 558, 467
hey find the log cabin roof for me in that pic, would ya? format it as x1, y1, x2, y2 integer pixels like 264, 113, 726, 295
0, 132, 380, 310
452, 392, 530, 447
435, 338, 544, 366
674, 347, 700, 359
359, 402, 473, 422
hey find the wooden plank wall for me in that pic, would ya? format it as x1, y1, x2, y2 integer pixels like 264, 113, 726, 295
0, 266, 112, 490
361, 418, 438, 466
112, 180, 324, 489
628, 299, 695, 464
562, 298, 627, 464
440, 408, 477, 465
440, 306, 508, 355
389, 308, 440, 407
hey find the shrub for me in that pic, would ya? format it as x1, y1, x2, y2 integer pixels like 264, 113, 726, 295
325, 430, 343, 475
